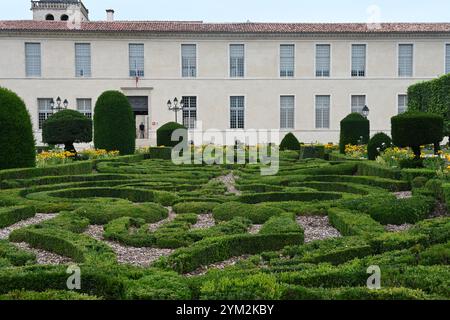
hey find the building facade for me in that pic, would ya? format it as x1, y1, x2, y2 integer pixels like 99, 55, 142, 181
1, 0, 450, 146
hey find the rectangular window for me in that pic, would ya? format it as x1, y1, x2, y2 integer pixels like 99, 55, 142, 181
77, 98, 92, 119
75, 43, 91, 77
25, 43, 41, 77
38, 98, 53, 129
230, 44, 245, 78
315, 95, 330, 129
398, 94, 408, 114
351, 95, 366, 114
280, 45, 295, 77
316, 44, 330, 77
280, 96, 295, 129
230, 96, 245, 129
351, 44, 366, 77
129, 44, 144, 77
181, 44, 197, 77
446, 44, 450, 74
181, 96, 197, 129
399, 44, 413, 77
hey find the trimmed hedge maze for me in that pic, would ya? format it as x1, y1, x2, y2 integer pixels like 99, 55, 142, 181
0, 155, 448, 300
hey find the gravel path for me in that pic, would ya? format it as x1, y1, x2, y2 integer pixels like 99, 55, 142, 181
185, 255, 251, 277
296, 216, 341, 243
248, 224, 262, 235
148, 207, 176, 232
0, 213, 58, 240
215, 173, 241, 195
385, 224, 413, 232
191, 214, 215, 230
394, 191, 413, 199
13, 242, 72, 265
83, 225, 174, 267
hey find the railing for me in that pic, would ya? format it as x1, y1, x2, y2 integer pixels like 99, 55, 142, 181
31, 1, 89, 16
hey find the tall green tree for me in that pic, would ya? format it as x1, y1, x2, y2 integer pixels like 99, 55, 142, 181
94, 91, 135, 155
0, 87, 36, 169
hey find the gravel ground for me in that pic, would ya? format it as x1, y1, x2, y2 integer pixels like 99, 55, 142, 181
215, 173, 241, 195
394, 191, 413, 199
0, 213, 58, 240
84, 225, 174, 267
248, 224, 262, 235
13, 242, 72, 265
296, 216, 341, 243
191, 214, 215, 230
185, 255, 251, 277
148, 207, 176, 232
385, 224, 413, 232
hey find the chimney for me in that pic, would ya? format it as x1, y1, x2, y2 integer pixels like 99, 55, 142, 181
106, 9, 115, 22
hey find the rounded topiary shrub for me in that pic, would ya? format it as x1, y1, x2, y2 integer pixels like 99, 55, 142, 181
391, 112, 443, 159
156, 122, 187, 147
94, 91, 135, 155
367, 132, 392, 160
42, 109, 92, 153
339, 113, 370, 154
279, 132, 301, 151
0, 87, 35, 170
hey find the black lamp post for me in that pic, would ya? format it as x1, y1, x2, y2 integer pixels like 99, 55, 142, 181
362, 105, 370, 118
50, 96, 68, 113
167, 97, 184, 123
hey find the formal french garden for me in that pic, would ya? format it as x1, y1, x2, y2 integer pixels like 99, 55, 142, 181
0, 79, 449, 300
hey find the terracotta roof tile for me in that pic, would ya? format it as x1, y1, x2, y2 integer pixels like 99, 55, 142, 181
1, 20, 450, 34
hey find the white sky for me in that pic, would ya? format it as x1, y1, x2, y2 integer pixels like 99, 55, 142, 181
1, 0, 449, 22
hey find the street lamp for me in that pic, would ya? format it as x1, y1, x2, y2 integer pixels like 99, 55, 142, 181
362, 105, 370, 118
167, 97, 184, 123
50, 96, 69, 113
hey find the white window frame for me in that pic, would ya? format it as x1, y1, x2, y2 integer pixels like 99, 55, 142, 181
279, 44, 295, 78
76, 98, 92, 118
351, 43, 367, 77
229, 44, 245, 78
314, 95, 331, 129
445, 43, 450, 74
75, 43, 91, 77
37, 98, 53, 130
315, 43, 332, 78
350, 94, 367, 115
129, 43, 145, 77
280, 95, 296, 130
25, 42, 41, 77
397, 94, 408, 114
229, 95, 246, 129
398, 43, 414, 77
181, 96, 198, 129
181, 44, 197, 78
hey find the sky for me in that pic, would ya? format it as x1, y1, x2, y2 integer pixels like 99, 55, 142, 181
0, 0, 449, 23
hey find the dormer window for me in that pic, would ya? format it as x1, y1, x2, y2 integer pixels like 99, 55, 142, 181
60, 14, 69, 21
45, 14, 54, 21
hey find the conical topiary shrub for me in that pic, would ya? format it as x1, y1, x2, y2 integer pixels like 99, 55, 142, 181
279, 132, 301, 151
0, 87, 36, 170
94, 90, 135, 155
